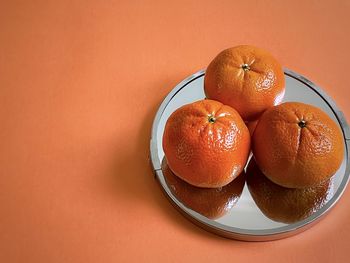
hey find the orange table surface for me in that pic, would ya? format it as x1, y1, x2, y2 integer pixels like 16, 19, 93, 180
1, 1, 350, 262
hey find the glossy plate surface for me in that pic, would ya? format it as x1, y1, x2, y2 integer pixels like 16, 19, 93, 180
150, 69, 350, 241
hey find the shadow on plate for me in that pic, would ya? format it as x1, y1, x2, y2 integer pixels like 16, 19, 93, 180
161, 158, 246, 220
246, 158, 334, 224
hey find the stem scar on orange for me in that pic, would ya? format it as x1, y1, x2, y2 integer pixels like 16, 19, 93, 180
162, 99, 251, 188
204, 45, 285, 121
252, 102, 344, 189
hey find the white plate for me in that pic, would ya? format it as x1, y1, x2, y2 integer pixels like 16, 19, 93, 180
150, 69, 350, 241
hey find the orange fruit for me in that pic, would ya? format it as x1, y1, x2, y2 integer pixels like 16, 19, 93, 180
162, 99, 250, 188
252, 102, 344, 188
162, 158, 245, 219
246, 158, 333, 223
204, 45, 285, 121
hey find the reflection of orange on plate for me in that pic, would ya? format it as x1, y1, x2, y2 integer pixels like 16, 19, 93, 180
162, 158, 246, 219
246, 158, 333, 224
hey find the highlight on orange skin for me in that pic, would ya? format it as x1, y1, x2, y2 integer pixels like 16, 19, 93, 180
246, 158, 333, 224
162, 158, 246, 219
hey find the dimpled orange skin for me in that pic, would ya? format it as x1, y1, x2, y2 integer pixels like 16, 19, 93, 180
204, 45, 285, 121
252, 102, 344, 189
162, 99, 251, 188
161, 158, 246, 219
246, 158, 333, 224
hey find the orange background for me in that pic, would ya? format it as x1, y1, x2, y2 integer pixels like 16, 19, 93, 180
1, 1, 350, 262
